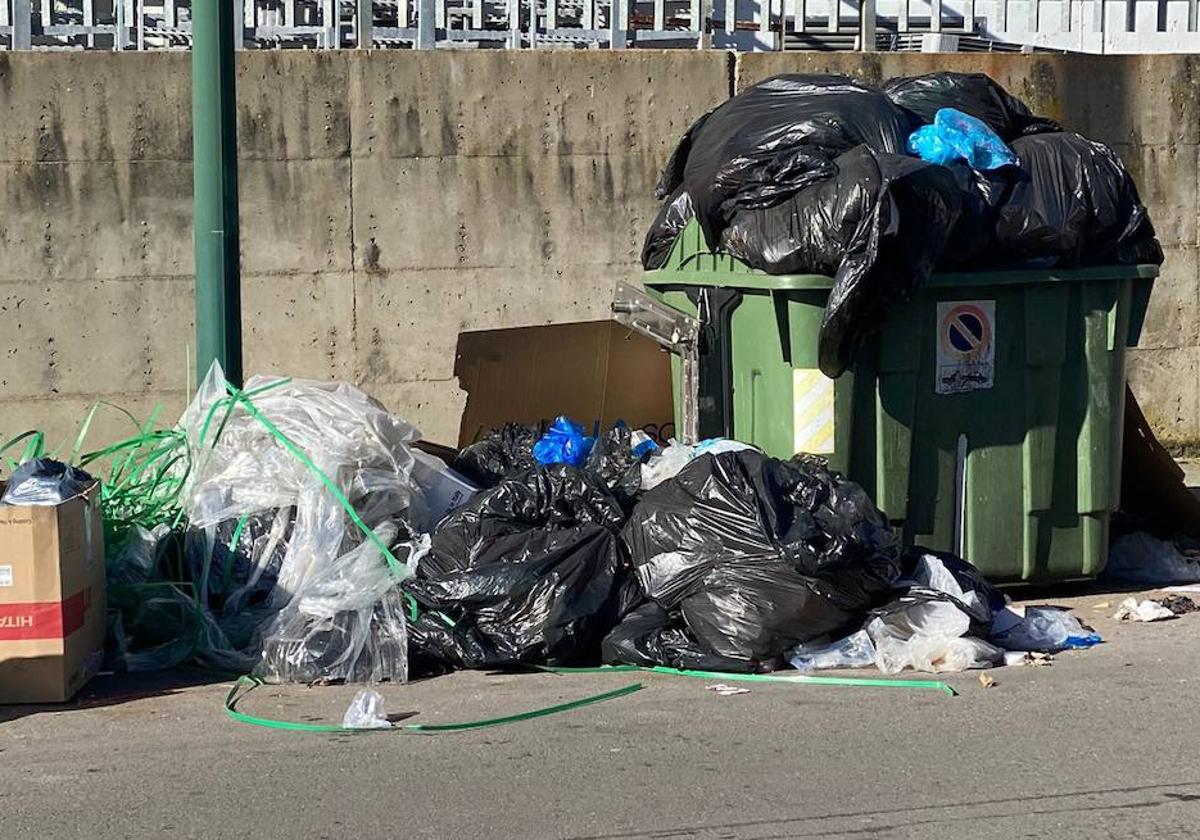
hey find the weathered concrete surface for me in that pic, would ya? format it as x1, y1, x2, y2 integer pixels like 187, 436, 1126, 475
739, 53, 1200, 443
4, 583, 1200, 840
1, 50, 1198, 448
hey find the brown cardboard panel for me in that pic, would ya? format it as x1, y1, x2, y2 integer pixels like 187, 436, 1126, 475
455, 321, 675, 448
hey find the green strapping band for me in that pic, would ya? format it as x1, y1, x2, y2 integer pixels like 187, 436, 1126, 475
224, 675, 643, 734
538, 665, 957, 696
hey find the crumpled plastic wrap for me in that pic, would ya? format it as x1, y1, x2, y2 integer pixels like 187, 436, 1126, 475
174, 363, 430, 683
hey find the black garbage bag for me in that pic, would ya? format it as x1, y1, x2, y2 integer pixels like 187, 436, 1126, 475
405, 465, 628, 668
611, 450, 901, 667
0, 458, 96, 506
992, 132, 1163, 268
675, 75, 912, 247
642, 186, 694, 270
722, 146, 963, 376
883, 72, 1061, 140
600, 600, 764, 672
585, 424, 646, 512
452, 423, 539, 489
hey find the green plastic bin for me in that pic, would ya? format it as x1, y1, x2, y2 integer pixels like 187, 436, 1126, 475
645, 220, 1158, 582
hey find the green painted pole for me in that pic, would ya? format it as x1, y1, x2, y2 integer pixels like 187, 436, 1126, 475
192, 0, 243, 387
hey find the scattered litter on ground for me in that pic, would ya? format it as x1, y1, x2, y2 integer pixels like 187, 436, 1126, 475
342, 689, 392, 729
979, 673, 995, 688
788, 630, 876, 672
706, 684, 751, 696
1114, 597, 1176, 622
1154, 595, 1198, 616
990, 605, 1102, 652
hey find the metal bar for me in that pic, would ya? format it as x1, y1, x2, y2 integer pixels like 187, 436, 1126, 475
192, 0, 243, 387
654, 0, 664, 28
162, 0, 174, 27
1124, 0, 1133, 31
13, 0, 32, 48
1190, 0, 1198, 31
759, 0, 769, 31
962, 0, 974, 30
357, 0, 373, 44
1029, 0, 1038, 30
417, 0, 434, 45
690, 0, 700, 33
548, 0, 559, 30
472, 0, 483, 27
995, 0, 1005, 31
1059, 0, 1070, 31
611, 0, 627, 45
137, 0, 145, 49
930, 0, 941, 31
583, 0, 595, 27
508, 0, 520, 45
897, 0, 907, 31
859, 0, 874, 47
84, 0, 97, 45
527, 0, 536, 47
284, 0, 295, 27
398, 0, 408, 29
436, 0, 445, 31
232, 0, 245, 47
827, 0, 837, 32
699, 0, 712, 43
39, 0, 49, 33
727, 0, 735, 32
797, 0, 805, 33
115, 0, 129, 48
953, 434, 968, 559
323, 0, 338, 46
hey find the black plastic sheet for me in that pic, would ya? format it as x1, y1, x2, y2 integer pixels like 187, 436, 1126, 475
883, 72, 1062, 140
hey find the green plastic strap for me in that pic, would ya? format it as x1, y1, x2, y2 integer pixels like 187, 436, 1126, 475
539, 665, 956, 696
223, 514, 250, 591
224, 675, 643, 734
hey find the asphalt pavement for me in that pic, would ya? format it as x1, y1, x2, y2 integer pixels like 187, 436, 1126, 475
4, 583, 1200, 840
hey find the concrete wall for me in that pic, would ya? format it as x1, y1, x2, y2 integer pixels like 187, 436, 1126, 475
1, 50, 1197, 451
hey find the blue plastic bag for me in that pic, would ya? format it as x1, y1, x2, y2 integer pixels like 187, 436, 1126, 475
907, 107, 1018, 171
532, 417, 596, 467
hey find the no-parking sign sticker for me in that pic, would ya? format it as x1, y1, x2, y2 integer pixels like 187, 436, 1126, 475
936, 300, 995, 394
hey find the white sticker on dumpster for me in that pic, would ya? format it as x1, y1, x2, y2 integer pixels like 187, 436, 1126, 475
936, 301, 995, 395
793, 369, 836, 455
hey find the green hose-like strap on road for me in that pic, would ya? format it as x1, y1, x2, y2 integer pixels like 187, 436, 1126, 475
538, 665, 957, 696
224, 675, 645, 734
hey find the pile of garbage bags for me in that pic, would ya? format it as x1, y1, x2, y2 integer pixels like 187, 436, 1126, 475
643, 72, 1163, 376
405, 426, 1101, 678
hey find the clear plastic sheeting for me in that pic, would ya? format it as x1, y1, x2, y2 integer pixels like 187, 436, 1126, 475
788, 630, 875, 672
867, 602, 1004, 674
990, 605, 1101, 652
0, 458, 96, 506
176, 362, 430, 684
640, 438, 756, 491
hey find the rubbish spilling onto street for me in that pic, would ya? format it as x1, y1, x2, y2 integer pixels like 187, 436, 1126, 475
0, 70, 1189, 730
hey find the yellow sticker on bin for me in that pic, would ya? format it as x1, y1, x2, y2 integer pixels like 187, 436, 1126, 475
793, 369, 835, 455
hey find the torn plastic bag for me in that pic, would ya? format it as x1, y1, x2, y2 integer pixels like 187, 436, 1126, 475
405, 466, 627, 668
883, 72, 1061, 140
256, 524, 421, 684
788, 629, 875, 672
675, 75, 912, 246
533, 416, 596, 467
907, 108, 1018, 171
990, 605, 1101, 652
0, 458, 96, 506
994, 133, 1163, 268
343, 689, 391, 729
642, 186, 694, 270
617, 450, 901, 667
585, 424, 646, 511
721, 147, 963, 377
452, 423, 539, 489
868, 609, 1004, 673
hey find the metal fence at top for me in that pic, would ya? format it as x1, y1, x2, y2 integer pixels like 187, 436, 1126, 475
0, 0, 722, 49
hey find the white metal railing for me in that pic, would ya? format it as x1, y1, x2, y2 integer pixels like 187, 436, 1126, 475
1, 0, 1195, 49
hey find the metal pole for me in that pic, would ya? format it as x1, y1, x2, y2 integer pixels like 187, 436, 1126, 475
192, 0, 243, 386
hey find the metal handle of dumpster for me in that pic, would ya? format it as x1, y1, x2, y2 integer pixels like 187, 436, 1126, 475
611, 281, 700, 445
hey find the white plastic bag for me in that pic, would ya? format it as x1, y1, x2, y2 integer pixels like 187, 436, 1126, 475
342, 689, 391, 729
1106, 532, 1200, 584
1114, 597, 1176, 622
640, 438, 756, 490
788, 630, 876, 672
867, 601, 1003, 674
990, 606, 1101, 652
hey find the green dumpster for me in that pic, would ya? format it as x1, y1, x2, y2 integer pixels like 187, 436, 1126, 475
644, 220, 1158, 582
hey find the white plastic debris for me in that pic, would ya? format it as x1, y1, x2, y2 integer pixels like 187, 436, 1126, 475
1106, 533, 1200, 584
867, 600, 1003, 674
989, 605, 1101, 652
1114, 597, 1176, 622
706, 683, 751, 696
788, 630, 876, 672
342, 689, 392, 729
640, 438, 756, 490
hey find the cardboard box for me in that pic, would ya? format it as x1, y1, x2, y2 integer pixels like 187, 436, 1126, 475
455, 321, 676, 448
0, 482, 107, 703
